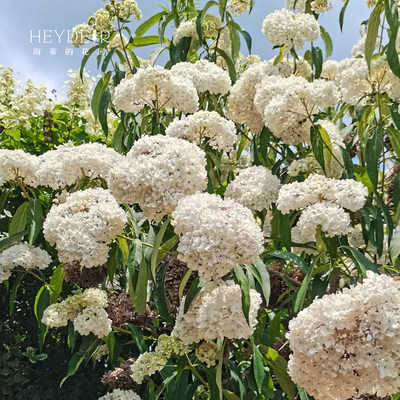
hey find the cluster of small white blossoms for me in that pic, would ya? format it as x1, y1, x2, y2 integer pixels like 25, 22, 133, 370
277, 175, 368, 242
88, 8, 114, 33
225, 166, 281, 212
227, 61, 280, 133
36, 142, 123, 189
286, 0, 333, 13
261, 9, 320, 54
228, 0, 251, 16
0, 78, 48, 130
0, 66, 16, 106
254, 75, 340, 145
195, 341, 220, 367
108, 135, 207, 222
130, 334, 188, 384
165, 111, 236, 151
113, 0, 142, 20
171, 192, 264, 281
113, 66, 198, 114
42, 288, 112, 338
288, 272, 400, 399
99, 389, 141, 400
63, 69, 96, 110
320, 60, 339, 80
71, 23, 93, 48
0, 243, 51, 283
107, 33, 129, 52
43, 188, 127, 267
170, 60, 231, 95
173, 280, 262, 344
0, 148, 39, 187
288, 120, 345, 178
274, 56, 312, 79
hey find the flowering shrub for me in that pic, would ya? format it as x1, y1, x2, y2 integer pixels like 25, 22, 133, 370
2, 0, 400, 399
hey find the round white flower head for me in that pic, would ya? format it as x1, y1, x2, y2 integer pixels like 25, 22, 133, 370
171, 60, 231, 95
71, 23, 93, 48
277, 175, 368, 214
113, 66, 199, 114
225, 166, 281, 212
195, 342, 220, 367
320, 60, 339, 80
171, 193, 264, 280
117, 0, 142, 20
0, 243, 51, 283
108, 135, 207, 222
155, 334, 189, 358
296, 202, 351, 241
0, 149, 39, 187
173, 280, 262, 344
261, 9, 320, 54
36, 142, 123, 189
130, 352, 167, 384
228, 0, 251, 15
172, 20, 198, 45
99, 389, 142, 400
226, 61, 279, 133
73, 306, 112, 338
288, 272, 400, 399
274, 56, 312, 79
107, 33, 129, 52
254, 75, 340, 145
42, 288, 108, 328
165, 111, 236, 151
43, 188, 127, 267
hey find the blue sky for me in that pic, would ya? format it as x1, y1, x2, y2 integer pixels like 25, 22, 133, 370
0, 0, 371, 93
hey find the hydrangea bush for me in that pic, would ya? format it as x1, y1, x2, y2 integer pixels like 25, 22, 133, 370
1, 0, 400, 399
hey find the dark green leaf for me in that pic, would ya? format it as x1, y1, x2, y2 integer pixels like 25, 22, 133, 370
266, 250, 309, 274
150, 216, 171, 281
9, 202, 29, 237
27, 199, 42, 246
340, 146, 355, 180
241, 30, 252, 54
390, 220, 400, 264
154, 262, 173, 323
342, 246, 380, 274
251, 337, 264, 394
184, 276, 205, 314
0, 230, 27, 252
127, 323, 148, 353
60, 352, 85, 387
311, 46, 323, 79
319, 26, 333, 59
135, 12, 165, 38
339, 0, 350, 31
279, 212, 291, 250
233, 264, 250, 324
248, 257, 270, 305
365, 126, 383, 188
80, 45, 100, 80
91, 71, 111, 120
49, 266, 64, 304
133, 258, 148, 314
310, 125, 325, 173
365, 5, 381, 71
215, 48, 236, 82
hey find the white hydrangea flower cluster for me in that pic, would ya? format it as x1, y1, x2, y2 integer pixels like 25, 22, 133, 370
277, 175, 368, 242
285, 0, 333, 13
130, 352, 168, 384
287, 155, 321, 178
116, 0, 142, 20
195, 342, 220, 367
36, 142, 123, 189
113, 66, 199, 114
43, 188, 127, 267
108, 135, 207, 222
63, 69, 96, 110
171, 60, 231, 95
155, 334, 189, 358
227, 61, 279, 133
274, 56, 312, 79
99, 389, 141, 400
0, 149, 39, 187
173, 280, 262, 344
107, 33, 129, 52
254, 75, 340, 145
0, 243, 51, 283
172, 20, 199, 45
171, 193, 264, 281
261, 9, 320, 54
320, 60, 339, 80
71, 23, 93, 48
88, 8, 114, 33
225, 166, 281, 212
0, 66, 16, 106
165, 111, 236, 151
228, 0, 251, 16
288, 272, 400, 399
42, 288, 111, 338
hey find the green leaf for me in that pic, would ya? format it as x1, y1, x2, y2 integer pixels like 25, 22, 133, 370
184, 277, 205, 314
259, 345, 296, 400
127, 323, 148, 353
60, 352, 85, 387
342, 246, 380, 274
311, 46, 323, 79
27, 199, 42, 246
266, 250, 309, 274
319, 26, 333, 59
91, 71, 111, 120
340, 146, 355, 180
310, 125, 325, 172
135, 12, 165, 38
365, 5, 381, 72
178, 267, 192, 301
80, 45, 100, 79
133, 258, 148, 314
116, 236, 129, 265
156, 234, 179, 265
196, 1, 219, 42
154, 262, 173, 323
294, 257, 318, 315
318, 125, 333, 168
390, 221, 400, 264
49, 266, 64, 304
216, 343, 224, 400
279, 212, 291, 250
233, 264, 250, 324
241, 30, 252, 54
4, 128, 20, 141
132, 35, 169, 47
394, 172, 400, 211
0, 230, 27, 253
385, 0, 399, 30
34, 286, 50, 350
365, 126, 383, 188
251, 337, 264, 394
222, 390, 241, 400
150, 216, 171, 281
247, 257, 270, 305
9, 202, 29, 237
0, 188, 10, 215
339, 0, 350, 31
386, 25, 400, 78
387, 126, 400, 157
9, 273, 23, 315
215, 48, 236, 82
